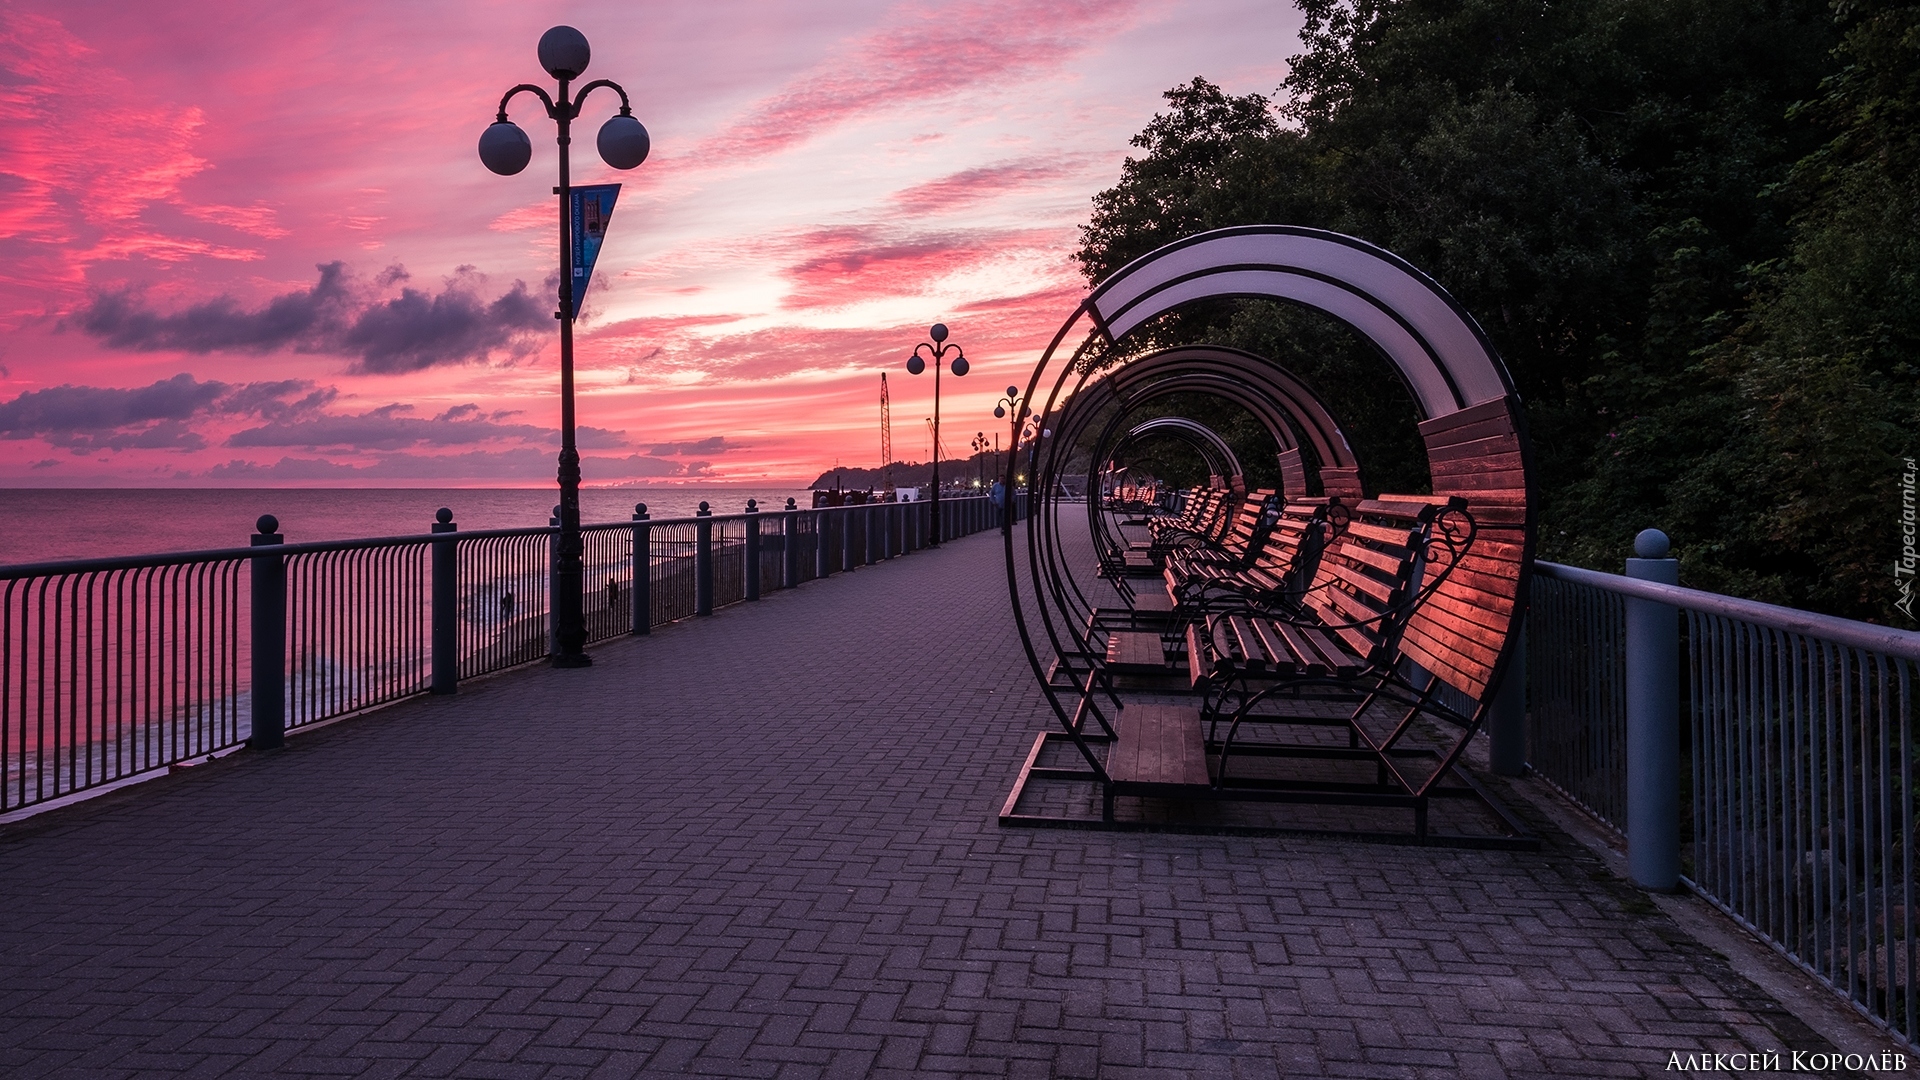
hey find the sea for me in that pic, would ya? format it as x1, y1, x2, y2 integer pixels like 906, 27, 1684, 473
0, 487, 814, 567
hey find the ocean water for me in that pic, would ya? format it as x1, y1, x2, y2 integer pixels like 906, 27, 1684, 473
0, 487, 812, 567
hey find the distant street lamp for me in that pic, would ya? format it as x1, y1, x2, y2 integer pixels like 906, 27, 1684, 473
971, 431, 990, 489
994, 386, 1049, 530
906, 323, 968, 545
478, 26, 650, 668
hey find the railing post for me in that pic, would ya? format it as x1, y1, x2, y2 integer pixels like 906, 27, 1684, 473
631, 503, 650, 635
745, 499, 762, 601
1626, 528, 1681, 890
548, 504, 561, 656
431, 508, 458, 695
864, 503, 876, 565
249, 515, 286, 749
1487, 612, 1526, 776
695, 501, 714, 616
841, 506, 853, 572
783, 498, 799, 588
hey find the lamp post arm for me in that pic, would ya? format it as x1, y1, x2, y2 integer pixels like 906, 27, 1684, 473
570, 79, 632, 117
497, 83, 558, 122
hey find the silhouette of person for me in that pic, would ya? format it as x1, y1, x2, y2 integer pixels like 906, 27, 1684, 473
606, 579, 619, 606
500, 591, 515, 619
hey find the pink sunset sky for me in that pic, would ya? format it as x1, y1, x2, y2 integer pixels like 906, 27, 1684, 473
0, 0, 1302, 487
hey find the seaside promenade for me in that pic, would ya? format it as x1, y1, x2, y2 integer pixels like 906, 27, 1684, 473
0, 527, 1906, 1079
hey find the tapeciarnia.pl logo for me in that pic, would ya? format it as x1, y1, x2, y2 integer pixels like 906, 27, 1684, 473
1898, 456, 1916, 621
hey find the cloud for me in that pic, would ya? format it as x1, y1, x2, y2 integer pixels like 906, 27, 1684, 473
693, 0, 1128, 164
72, 262, 550, 373
890, 159, 1083, 215
226, 402, 549, 451
575, 426, 630, 449
648, 436, 727, 457
206, 449, 694, 482
777, 224, 1066, 309
0, 372, 323, 452
182, 203, 290, 239
341, 269, 548, 374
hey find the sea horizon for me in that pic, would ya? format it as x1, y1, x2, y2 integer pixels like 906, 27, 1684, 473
0, 485, 820, 567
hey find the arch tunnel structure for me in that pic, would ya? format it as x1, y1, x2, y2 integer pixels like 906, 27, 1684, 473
996, 225, 1538, 841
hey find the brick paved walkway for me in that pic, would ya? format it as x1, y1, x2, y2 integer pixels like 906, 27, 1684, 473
0, 529, 1882, 1078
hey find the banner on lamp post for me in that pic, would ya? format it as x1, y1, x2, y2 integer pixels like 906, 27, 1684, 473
569, 183, 620, 319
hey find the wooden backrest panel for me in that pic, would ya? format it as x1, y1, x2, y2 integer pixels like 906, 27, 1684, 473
1319, 466, 1364, 499
1277, 447, 1309, 498
1250, 497, 1334, 587
1153, 486, 1224, 537
1399, 396, 1530, 705
1301, 498, 1436, 663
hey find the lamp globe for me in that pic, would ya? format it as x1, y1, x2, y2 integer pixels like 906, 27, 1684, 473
478, 121, 532, 175
538, 26, 591, 80
598, 113, 650, 169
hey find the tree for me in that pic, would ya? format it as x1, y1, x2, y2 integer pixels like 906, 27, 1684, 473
1072, 0, 1920, 623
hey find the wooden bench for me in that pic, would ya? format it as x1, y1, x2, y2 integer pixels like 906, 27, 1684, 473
1162, 489, 1279, 576
1183, 496, 1453, 692
1114, 486, 1231, 577
1163, 497, 1340, 615
1143, 486, 1230, 550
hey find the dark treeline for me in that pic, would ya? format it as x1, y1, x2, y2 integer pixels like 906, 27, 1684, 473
807, 455, 1007, 492
1077, 0, 1918, 624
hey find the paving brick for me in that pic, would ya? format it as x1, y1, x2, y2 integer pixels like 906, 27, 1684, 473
0, 529, 1872, 1077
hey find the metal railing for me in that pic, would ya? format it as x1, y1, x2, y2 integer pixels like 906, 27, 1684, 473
1528, 558, 1918, 1047
0, 493, 1027, 817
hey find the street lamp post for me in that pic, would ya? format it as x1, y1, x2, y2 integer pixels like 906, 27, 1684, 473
994, 387, 1050, 531
971, 431, 990, 489
906, 323, 968, 545
994, 387, 1023, 532
478, 26, 650, 668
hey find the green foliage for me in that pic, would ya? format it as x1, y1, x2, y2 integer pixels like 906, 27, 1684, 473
1076, 0, 1920, 624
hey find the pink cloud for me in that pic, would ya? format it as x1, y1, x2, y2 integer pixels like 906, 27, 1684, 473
182, 203, 290, 239
0, 0, 1301, 487
776, 224, 1067, 309
692, 0, 1134, 164
0, 9, 255, 314
890, 158, 1084, 215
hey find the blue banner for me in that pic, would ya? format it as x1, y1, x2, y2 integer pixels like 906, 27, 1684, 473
569, 184, 620, 319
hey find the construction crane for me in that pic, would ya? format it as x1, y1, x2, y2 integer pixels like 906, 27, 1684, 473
879, 373, 892, 493
925, 417, 945, 462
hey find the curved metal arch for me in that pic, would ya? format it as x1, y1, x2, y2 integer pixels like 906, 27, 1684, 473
1088, 345, 1358, 472
1002, 225, 1536, 784
1086, 226, 1516, 416
1118, 417, 1242, 481
1022, 339, 1363, 690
